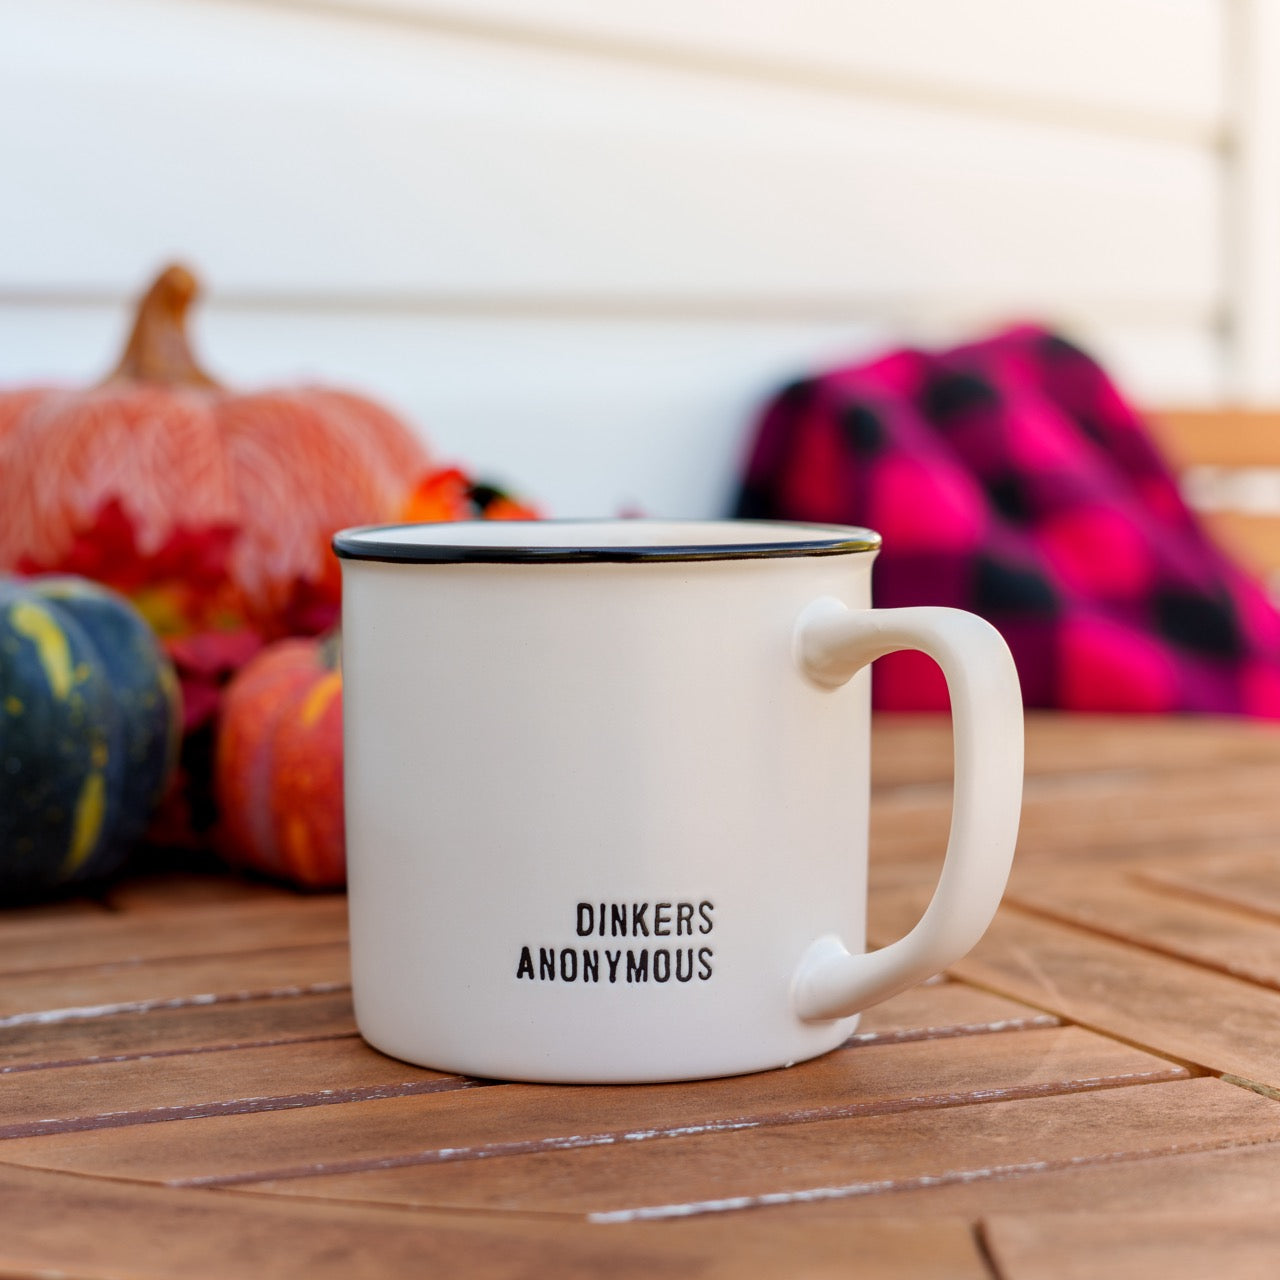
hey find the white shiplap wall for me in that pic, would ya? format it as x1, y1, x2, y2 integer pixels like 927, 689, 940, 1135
0, 0, 1263, 517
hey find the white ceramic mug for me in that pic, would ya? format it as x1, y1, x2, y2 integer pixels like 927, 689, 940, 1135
334, 519, 1023, 1084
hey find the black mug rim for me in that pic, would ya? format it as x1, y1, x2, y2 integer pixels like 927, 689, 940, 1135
333, 518, 882, 565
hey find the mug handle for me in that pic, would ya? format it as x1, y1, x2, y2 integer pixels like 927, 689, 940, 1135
791, 598, 1024, 1022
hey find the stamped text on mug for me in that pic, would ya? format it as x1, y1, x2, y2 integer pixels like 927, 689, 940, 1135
515, 900, 716, 985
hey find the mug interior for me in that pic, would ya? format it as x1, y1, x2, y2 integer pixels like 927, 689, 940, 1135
333, 519, 881, 563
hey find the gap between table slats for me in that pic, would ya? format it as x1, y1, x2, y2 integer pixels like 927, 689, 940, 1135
0, 943, 351, 1028
0, 1023, 1185, 1188
1136, 849, 1280, 924
2, 991, 360, 1073
0, 1162, 992, 1280
231, 1077, 1280, 1221
1005, 865, 1280, 992
871, 884, 1280, 1093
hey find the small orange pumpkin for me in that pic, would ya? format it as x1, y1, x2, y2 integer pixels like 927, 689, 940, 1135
0, 264, 433, 635
215, 634, 345, 889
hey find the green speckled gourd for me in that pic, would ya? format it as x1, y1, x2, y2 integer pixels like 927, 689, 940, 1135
0, 576, 181, 900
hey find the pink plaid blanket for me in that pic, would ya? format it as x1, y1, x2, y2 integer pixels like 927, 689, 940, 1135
735, 326, 1280, 715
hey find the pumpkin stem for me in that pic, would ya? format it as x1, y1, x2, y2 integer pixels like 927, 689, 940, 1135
104, 264, 220, 389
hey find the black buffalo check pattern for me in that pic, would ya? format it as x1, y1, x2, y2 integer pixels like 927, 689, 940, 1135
735, 325, 1280, 715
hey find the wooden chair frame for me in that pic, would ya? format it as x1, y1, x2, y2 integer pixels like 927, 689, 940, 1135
1149, 410, 1280, 589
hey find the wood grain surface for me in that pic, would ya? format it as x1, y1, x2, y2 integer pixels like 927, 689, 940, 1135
984, 1209, 1280, 1280
0, 1023, 1180, 1185
3, 712, 1280, 1278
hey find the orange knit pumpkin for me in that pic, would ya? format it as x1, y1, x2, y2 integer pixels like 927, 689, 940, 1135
0, 264, 432, 634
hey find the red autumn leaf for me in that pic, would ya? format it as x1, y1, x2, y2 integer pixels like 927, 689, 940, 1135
18, 498, 248, 639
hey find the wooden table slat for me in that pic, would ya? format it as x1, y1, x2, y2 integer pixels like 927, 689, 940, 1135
872, 889, 1280, 1091
0, 1025, 1182, 1185
0, 895, 349, 978
850, 979, 1059, 1043
0, 943, 350, 1026
1137, 848, 1280, 924
1, 991, 358, 1073
0, 897, 113, 924
102, 872, 301, 912
984, 1208, 1280, 1280
1005, 866, 1280, 989
871, 761, 1280, 871
0, 1037, 466, 1139
870, 713, 1280, 788
0, 1163, 991, 1280
755, 1136, 1280, 1221
244, 1077, 1278, 1218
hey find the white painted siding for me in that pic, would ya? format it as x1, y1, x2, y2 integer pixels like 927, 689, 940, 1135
0, 0, 1242, 516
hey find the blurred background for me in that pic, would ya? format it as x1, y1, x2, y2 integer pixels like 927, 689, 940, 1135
1, 0, 1274, 517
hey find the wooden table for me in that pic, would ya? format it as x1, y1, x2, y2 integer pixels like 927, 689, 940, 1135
5, 712, 1280, 1278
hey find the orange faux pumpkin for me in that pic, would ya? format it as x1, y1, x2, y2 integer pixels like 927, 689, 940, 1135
0, 264, 432, 635
215, 635, 345, 888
